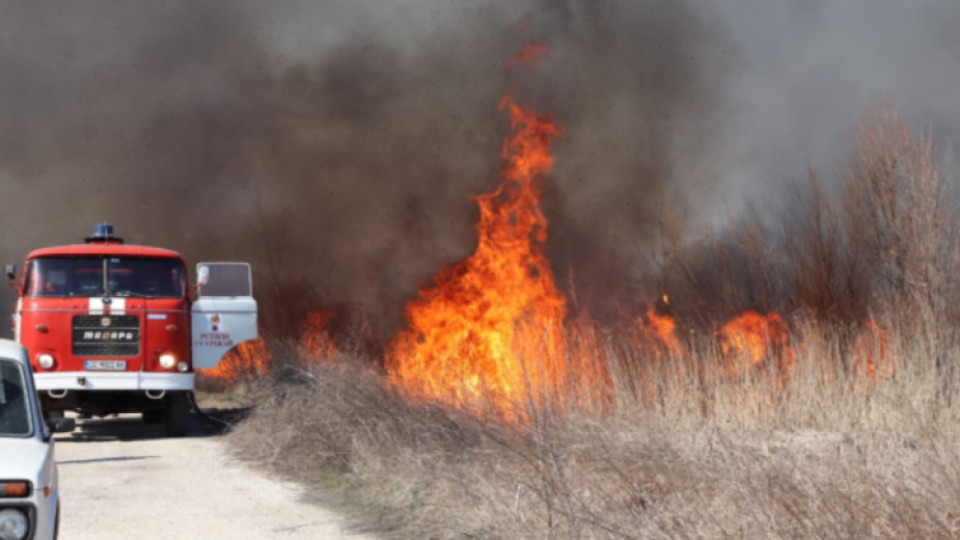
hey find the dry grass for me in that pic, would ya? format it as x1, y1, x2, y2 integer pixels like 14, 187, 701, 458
226, 102, 960, 538
228, 324, 960, 539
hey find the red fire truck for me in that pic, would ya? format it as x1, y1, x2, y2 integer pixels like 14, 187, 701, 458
5, 224, 258, 436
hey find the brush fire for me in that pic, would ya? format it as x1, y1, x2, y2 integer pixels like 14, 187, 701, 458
202, 45, 898, 423
204, 310, 339, 383
385, 94, 570, 422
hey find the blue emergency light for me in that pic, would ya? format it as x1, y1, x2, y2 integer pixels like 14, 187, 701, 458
85, 223, 124, 244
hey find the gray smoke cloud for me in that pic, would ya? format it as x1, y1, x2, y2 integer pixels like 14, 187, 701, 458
2, 0, 953, 337
708, 0, 960, 215
0, 0, 732, 336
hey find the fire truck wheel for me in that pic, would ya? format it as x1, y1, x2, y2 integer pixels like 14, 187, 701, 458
142, 409, 164, 424
163, 392, 190, 437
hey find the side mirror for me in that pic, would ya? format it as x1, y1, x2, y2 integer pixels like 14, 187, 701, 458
4, 264, 15, 282
47, 417, 76, 434
197, 265, 210, 288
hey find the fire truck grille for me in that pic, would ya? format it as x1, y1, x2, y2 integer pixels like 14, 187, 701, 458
72, 315, 141, 357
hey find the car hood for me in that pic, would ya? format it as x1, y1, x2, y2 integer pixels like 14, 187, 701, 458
0, 437, 52, 482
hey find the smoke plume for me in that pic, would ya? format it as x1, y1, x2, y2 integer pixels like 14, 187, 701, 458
0, 0, 732, 336
2, 0, 956, 337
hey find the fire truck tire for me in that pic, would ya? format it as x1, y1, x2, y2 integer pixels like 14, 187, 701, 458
142, 409, 164, 424
164, 392, 190, 437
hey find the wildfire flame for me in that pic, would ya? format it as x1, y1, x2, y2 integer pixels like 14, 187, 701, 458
503, 42, 550, 72
641, 307, 682, 358
201, 310, 338, 383
198, 44, 907, 415
851, 321, 894, 380
201, 338, 271, 383
385, 94, 571, 421
716, 311, 792, 377
298, 310, 339, 359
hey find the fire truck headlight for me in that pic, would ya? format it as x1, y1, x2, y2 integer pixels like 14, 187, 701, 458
158, 354, 177, 370
0, 508, 28, 540
177, 362, 189, 373
37, 353, 55, 370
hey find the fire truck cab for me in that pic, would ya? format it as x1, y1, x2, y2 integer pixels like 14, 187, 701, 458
6, 224, 258, 436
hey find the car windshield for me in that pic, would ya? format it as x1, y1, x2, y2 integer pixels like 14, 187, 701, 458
0, 360, 31, 437
26, 256, 186, 298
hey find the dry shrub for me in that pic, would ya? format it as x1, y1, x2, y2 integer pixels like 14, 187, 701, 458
658, 100, 958, 342
843, 102, 954, 321
783, 170, 864, 326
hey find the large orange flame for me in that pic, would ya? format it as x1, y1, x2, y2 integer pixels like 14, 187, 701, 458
385, 95, 570, 421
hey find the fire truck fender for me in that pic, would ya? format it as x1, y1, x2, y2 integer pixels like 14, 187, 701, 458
32, 371, 195, 392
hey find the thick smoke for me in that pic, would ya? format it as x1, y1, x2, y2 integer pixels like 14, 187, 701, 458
0, 0, 732, 336
5, 1, 953, 337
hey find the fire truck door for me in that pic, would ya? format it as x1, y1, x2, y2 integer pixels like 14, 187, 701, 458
191, 262, 259, 370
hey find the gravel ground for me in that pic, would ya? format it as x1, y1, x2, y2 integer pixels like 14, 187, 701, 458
54, 414, 373, 540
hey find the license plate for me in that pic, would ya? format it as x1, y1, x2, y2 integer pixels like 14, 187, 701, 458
84, 360, 127, 371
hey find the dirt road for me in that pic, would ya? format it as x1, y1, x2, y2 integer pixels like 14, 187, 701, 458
54, 414, 373, 540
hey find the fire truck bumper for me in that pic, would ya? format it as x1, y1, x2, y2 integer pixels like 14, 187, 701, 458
33, 371, 195, 391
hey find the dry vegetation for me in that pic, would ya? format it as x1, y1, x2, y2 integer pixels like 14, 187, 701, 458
229, 104, 960, 538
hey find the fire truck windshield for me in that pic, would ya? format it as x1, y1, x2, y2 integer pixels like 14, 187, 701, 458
26, 256, 186, 298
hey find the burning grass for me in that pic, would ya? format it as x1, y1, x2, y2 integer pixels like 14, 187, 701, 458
227, 61, 960, 537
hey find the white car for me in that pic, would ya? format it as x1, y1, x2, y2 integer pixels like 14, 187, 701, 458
0, 339, 73, 540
